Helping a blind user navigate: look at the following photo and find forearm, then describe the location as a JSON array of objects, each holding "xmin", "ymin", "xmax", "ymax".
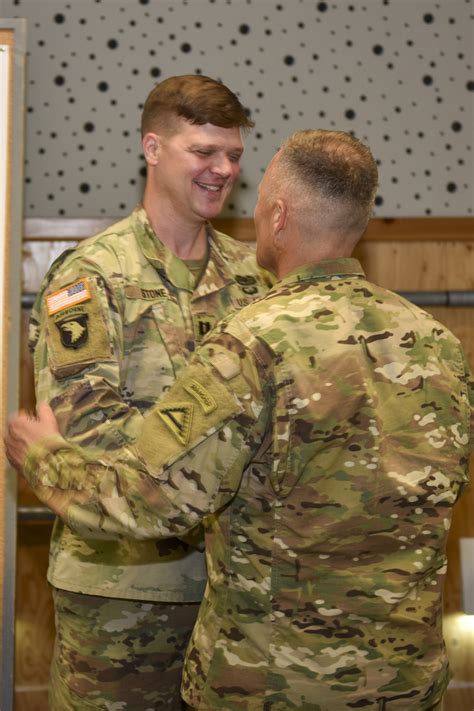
[
  {"xmin": 44, "ymin": 374, "xmax": 145, "ymax": 450},
  {"xmin": 22, "ymin": 334, "xmax": 271, "ymax": 541},
  {"xmin": 23, "ymin": 436, "xmax": 198, "ymax": 539},
  {"xmin": 23, "ymin": 416, "xmax": 252, "ymax": 541},
  {"xmin": 26, "ymin": 374, "xmax": 148, "ymax": 538}
]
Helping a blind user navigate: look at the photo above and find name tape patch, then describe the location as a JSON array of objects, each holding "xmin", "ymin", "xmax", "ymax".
[{"xmin": 47, "ymin": 279, "xmax": 91, "ymax": 316}]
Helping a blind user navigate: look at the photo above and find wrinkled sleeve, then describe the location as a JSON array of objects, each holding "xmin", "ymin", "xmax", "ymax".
[{"xmin": 23, "ymin": 327, "xmax": 272, "ymax": 540}]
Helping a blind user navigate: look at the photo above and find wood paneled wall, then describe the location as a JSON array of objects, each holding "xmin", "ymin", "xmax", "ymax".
[{"xmin": 15, "ymin": 218, "xmax": 474, "ymax": 710}]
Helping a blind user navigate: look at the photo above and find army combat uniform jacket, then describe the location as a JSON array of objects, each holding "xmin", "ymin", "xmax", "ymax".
[
  {"xmin": 29, "ymin": 206, "xmax": 270, "ymax": 602},
  {"xmin": 25, "ymin": 258, "xmax": 473, "ymax": 709}
]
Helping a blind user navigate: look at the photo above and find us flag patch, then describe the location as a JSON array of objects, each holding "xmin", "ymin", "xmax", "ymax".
[{"xmin": 46, "ymin": 279, "xmax": 91, "ymax": 316}]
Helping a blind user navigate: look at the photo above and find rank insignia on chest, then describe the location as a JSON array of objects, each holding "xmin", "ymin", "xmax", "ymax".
[
  {"xmin": 197, "ymin": 319, "xmax": 212, "ymax": 337},
  {"xmin": 55, "ymin": 314, "xmax": 89, "ymax": 349},
  {"xmin": 194, "ymin": 313, "xmax": 217, "ymax": 342}
]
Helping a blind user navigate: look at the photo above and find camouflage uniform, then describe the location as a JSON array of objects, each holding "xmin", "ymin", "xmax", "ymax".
[
  {"xmin": 25, "ymin": 258, "xmax": 473, "ymax": 710},
  {"xmin": 29, "ymin": 206, "xmax": 271, "ymax": 709}
]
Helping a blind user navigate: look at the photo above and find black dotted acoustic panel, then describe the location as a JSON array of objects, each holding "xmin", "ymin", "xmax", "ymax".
[{"xmin": 3, "ymin": 0, "xmax": 473, "ymax": 217}]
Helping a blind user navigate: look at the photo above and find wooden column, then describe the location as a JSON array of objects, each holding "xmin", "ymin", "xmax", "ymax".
[{"xmin": 0, "ymin": 19, "xmax": 26, "ymax": 711}]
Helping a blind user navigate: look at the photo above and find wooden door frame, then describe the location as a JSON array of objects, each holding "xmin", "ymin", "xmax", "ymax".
[{"xmin": 0, "ymin": 18, "xmax": 26, "ymax": 711}]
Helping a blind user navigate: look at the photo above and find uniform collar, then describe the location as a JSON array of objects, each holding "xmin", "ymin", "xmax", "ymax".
[
  {"xmin": 280, "ymin": 257, "xmax": 366, "ymax": 287},
  {"xmin": 132, "ymin": 206, "xmax": 233, "ymax": 295}
]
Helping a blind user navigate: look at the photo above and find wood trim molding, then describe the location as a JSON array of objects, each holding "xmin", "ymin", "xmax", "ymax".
[
  {"xmin": 363, "ymin": 217, "xmax": 474, "ymax": 242},
  {"xmin": 24, "ymin": 217, "xmax": 117, "ymax": 240},
  {"xmin": 216, "ymin": 217, "xmax": 474, "ymax": 242},
  {"xmin": 1, "ymin": 19, "xmax": 27, "ymax": 711},
  {"xmin": 23, "ymin": 216, "xmax": 474, "ymax": 243}
]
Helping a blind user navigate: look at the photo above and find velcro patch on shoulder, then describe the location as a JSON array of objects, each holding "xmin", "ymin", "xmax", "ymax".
[
  {"xmin": 46, "ymin": 279, "xmax": 91, "ymax": 316},
  {"xmin": 137, "ymin": 362, "xmax": 244, "ymax": 471},
  {"xmin": 46, "ymin": 278, "xmax": 113, "ymax": 377}
]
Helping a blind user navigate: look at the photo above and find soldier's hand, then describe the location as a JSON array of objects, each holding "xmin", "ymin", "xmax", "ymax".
[{"xmin": 4, "ymin": 402, "xmax": 59, "ymax": 473}]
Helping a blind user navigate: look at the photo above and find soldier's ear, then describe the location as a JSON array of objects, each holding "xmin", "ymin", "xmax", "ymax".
[
  {"xmin": 273, "ymin": 199, "xmax": 288, "ymax": 235},
  {"xmin": 142, "ymin": 133, "xmax": 161, "ymax": 165}
]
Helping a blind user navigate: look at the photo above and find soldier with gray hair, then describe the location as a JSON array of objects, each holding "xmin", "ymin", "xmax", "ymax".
[{"xmin": 7, "ymin": 129, "xmax": 473, "ymax": 710}]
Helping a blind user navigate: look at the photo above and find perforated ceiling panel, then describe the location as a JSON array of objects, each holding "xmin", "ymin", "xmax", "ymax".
[{"xmin": 3, "ymin": 0, "xmax": 473, "ymax": 217}]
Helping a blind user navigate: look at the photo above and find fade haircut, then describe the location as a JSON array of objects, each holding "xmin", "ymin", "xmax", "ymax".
[
  {"xmin": 275, "ymin": 129, "xmax": 379, "ymax": 236},
  {"xmin": 141, "ymin": 75, "xmax": 254, "ymax": 136}
]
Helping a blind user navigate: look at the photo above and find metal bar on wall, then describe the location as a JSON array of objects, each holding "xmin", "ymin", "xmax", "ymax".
[
  {"xmin": 22, "ymin": 217, "xmax": 474, "ymax": 243},
  {"xmin": 397, "ymin": 291, "xmax": 474, "ymax": 307},
  {"xmin": 17, "ymin": 506, "xmax": 55, "ymax": 522}
]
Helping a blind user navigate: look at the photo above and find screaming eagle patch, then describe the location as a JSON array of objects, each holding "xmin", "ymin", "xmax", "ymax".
[
  {"xmin": 56, "ymin": 314, "xmax": 89, "ymax": 349},
  {"xmin": 45, "ymin": 277, "xmax": 113, "ymax": 377}
]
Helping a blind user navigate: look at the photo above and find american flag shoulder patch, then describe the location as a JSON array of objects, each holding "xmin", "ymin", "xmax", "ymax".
[{"xmin": 46, "ymin": 279, "xmax": 91, "ymax": 316}]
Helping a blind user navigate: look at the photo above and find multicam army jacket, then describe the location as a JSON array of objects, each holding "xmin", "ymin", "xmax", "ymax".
[
  {"xmin": 28, "ymin": 206, "xmax": 271, "ymax": 601},
  {"xmin": 24, "ymin": 258, "xmax": 473, "ymax": 709}
]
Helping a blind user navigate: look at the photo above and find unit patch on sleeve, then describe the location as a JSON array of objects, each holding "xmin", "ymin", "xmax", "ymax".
[
  {"xmin": 45, "ymin": 277, "xmax": 113, "ymax": 376},
  {"xmin": 157, "ymin": 403, "xmax": 194, "ymax": 446},
  {"xmin": 55, "ymin": 314, "xmax": 89, "ymax": 349},
  {"xmin": 137, "ymin": 362, "xmax": 245, "ymax": 469}
]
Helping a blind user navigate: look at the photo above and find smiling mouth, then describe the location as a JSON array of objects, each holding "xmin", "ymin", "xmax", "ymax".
[{"xmin": 194, "ymin": 181, "xmax": 224, "ymax": 193}]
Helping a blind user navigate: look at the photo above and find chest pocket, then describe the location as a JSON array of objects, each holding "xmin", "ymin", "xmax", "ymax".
[{"xmin": 122, "ymin": 285, "xmax": 188, "ymax": 409}]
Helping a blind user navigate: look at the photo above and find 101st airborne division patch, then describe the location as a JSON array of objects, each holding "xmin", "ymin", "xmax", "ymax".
[{"xmin": 45, "ymin": 277, "xmax": 113, "ymax": 375}]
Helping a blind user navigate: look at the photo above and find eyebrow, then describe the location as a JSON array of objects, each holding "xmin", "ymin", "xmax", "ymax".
[{"xmin": 188, "ymin": 143, "xmax": 243, "ymax": 154}]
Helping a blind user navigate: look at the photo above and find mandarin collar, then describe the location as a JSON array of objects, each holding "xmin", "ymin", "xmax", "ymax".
[{"xmin": 279, "ymin": 257, "xmax": 366, "ymax": 287}]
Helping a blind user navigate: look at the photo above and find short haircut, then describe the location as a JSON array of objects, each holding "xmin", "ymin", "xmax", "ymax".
[
  {"xmin": 141, "ymin": 75, "xmax": 254, "ymax": 136},
  {"xmin": 276, "ymin": 129, "xmax": 379, "ymax": 236}
]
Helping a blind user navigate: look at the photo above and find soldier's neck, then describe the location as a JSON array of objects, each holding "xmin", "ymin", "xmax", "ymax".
[{"xmin": 143, "ymin": 198, "xmax": 208, "ymax": 260}]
